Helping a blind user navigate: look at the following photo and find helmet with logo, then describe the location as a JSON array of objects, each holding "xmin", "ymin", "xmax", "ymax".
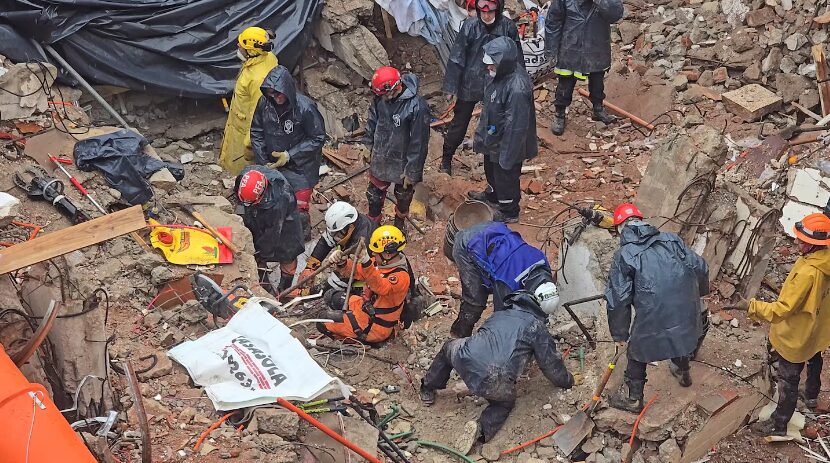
[
  {"xmin": 326, "ymin": 202, "xmax": 359, "ymax": 235},
  {"xmin": 369, "ymin": 225, "xmax": 407, "ymax": 253},
  {"xmin": 534, "ymin": 282, "xmax": 560, "ymax": 315},
  {"xmin": 794, "ymin": 213, "xmax": 830, "ymax": 246},
  {"xmin": 613, "ymin": 203, "xmax": 643, "ymax": 226},
  {"xmin": 237, "ymin": 169, "xmax": 268, "ymax": 206},
  {"xmin": 371, "ymin": 66, "xmax": 402, "ymax": 96},
  {"xmin": 238, "ymin": 27, "xmax": 273, "ymax": 55}
]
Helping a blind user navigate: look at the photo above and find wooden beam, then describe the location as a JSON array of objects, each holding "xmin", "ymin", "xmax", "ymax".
[
  {"xmin": 812, "ymin": 44, "xmax": 830, "ymax": 116},
  {"xmin": 576, "ymin": 88, "xmax": 656, "ymax": 130},
  {"xmin": 0, "ymin": 205, "xmax": 146, "ymax": 275},
  {"xmin": 381, "ymin": 10, "xmax": 394, "ymax": 39}
]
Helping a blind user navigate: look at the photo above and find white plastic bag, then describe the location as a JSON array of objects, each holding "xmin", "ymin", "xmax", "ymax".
[{"xmin": 169, "ymin": 298, "xmax": 348, "ymax": 411}]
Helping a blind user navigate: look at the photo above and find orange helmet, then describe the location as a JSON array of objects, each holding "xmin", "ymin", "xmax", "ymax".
[
  {"xmin": 370, "ymin": 66, "xmax": 402, "ymax": 96},
  {"xmin": 237, "ymin": 170, "xmax": 268, "ymax": 206},
  {"xmin": 613, "ymin": 203, "xmax": 643, "ymax": 226},
  {"xmin": 793, "ymin": 213, "xmax": 830, "ymax": 245}
]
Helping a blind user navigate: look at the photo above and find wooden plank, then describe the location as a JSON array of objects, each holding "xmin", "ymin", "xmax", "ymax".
[
  {"xmin": 381, "ymin": 10, "xmax": 394, "ymax": 39},
  {"xmin": 0, "ymin": 205, "xmax": 146, "ymax": 274},
  {"xmin": 792, "ymin": 102, "xmax": 823, "ymax": 122},
  {"xmin": 812, "ymin": 44, "xmax": 830, "ymax": 116}
]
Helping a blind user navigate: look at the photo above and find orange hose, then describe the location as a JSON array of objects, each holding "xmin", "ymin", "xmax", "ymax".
[
  {"xmin": 277, "ymin": 398, "xmax": 383, "ymax": 463},
  {"xmin": 501, "ymin": 425, "xmax": 563, "ymax": 455},
  {"xmin": 628, "ymin": 395, "xmax": 657, "ymax": 446},
  {"xmin": 193, "ymin": 411, "xmax": 238, "ymax": 451}
]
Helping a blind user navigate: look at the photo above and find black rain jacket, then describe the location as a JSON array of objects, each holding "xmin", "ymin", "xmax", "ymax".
[
  {"xmin": 604, "ymin": 220, "xmax": 710, "ymax": 363},
  {"xmin": 309, "ymin": 213, "xmax": 376, "ymax": 264},
  {"xmin": 545, "ymin": 0, "xmax": 624, "ymax": 73},
  {"xmin": 364, "ymin": 73, "xmax": 430, "ymax": 183},
  {"xmin": 251, "ymin": 66, "xmax": 326, "ymax": 191},
  {"xmin": 474, "ymin": 37, "xmax": 538, "ymax": 169}
]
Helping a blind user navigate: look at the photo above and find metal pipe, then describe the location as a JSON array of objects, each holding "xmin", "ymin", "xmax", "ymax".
[
  {"xmin": 124, "ymin": 360, "xmax": 152, "ymax": 463},
  {"xmin": 13, "ymin": 300, "xmax": 59, "ymax": 366},
  {"xmin": 35, "ymin": 42, "xmax": 131, "ymax": 129}
]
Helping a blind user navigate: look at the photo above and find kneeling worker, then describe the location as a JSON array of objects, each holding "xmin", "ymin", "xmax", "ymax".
[
  {"xmin": 316, "ymin": 225, "xmax": 411, "ymax": 343},
  {"xmin": 420, "ymin": 290, "xmax": 574, "ymax": 444},
  {"xmin": 448, "ymin": 220, "xmax": 559, "ymax": 338}
]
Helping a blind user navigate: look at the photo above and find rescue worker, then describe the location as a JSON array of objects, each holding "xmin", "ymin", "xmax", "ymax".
[
  {"xmin": 316, "ymin": 225, "xmax": 411, "ymax": 344},
  {"xmin": 218, "ymin": 27, "xmax": 278, "ymax": 175},
  {"xmin": 419, "ymin": 290, "xmax": 574, "ymax": 444},
  {"xmin": 469, "ymin": 37, "xmax": 537, "ymax": 223},
  {"xmin": 298, "ymin": 201, "xmax": 376, "ymax": 300},
  {"xmin": 251, "ymin": 65, "xmax": 326, "ymax": 240},
  {"xmin": 604, "ymin": 203, "xmax": 710, "ymax": 413},
  {"xmin": 447, "ymin": 220, "xmax": 559, "ymax": 338},
  {"xmin": 545, "ymin": 0, "xmax": 624, "ymax": 135},
  {"xmin": 730, "ymin": 213, "xmax": 830, "ymax": 437},
  {"xmin": 363, "ymin": 66, "xmax": 430, "ymax": 230},
  {"xmin": 440, "ymin": 0, "xmax": 522, "ymax": 175},
  {"xmin": 235, "ymin": 165, "xmax": 305, "ymax": 296}
]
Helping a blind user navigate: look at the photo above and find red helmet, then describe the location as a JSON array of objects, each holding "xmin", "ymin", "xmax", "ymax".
[
  {"xmin": 613, "ymin": 203, "xmax": 643, "ymax": 226},
  {"xmin": 237, "ymin": 170, "xmax": 268, "ymax": 206},
  {"xmin": 371, "ymin": 66, "xmax": 402, "ymax": 96}
]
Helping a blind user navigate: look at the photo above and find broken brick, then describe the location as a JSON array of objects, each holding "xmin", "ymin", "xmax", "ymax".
[
  {"xmin": 722, "ymin": 84, "xmax": 783, "ymax": 122},
  {"xmin": 712, "ymin": 67, "xmax": 728, "ymax": 84},
  {"xmin": 718, "ymin": 311, "xmax": 734, "ymax": 322},
  {"xmin": 745, "ymin": 7, "xmax": 776, "ymax": 27},
  {"xmin": 520, "ymin": 177, "xmax": 532, "ymax": 193},
  {"xmin": 583, "ymin": 169, "xmax": 596, "ymax": 179},
  {"xmin": 332, "ymin": 185, "xmax": 352, "ymax": 201},
  {"xmin": 681, "ymin": 70, "xmax": 700, "ymax": 82},
  {"xmin": 527, "ymin": 179, "xmax": 543, "ymax": 195}
]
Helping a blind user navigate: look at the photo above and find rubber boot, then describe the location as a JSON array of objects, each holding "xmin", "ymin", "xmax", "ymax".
[
  {"xmin": 592, "ymin": 105, "xmax": 618, "ymax": 124},
  {"xmin": 669, "ymin": 363, "xmax": 692, "ymax": 387},
  {"xmin": 440, "ymin": 155, "xmax": 453, "ymax": 176},
  {"xmin": 750, "ymin": 420, "xmax": 788, "ymax": 438},
  {"xmin": 419, "ymin": 380, "xmax": 436, "ymax": 405},
  {"xmin": 551, "ymin": 110, "xmax": 566, "ymax": 135},
  {"xmin": 275, "ymin": 272, "xmax": 294, "ymax": 299},
  {"xmin": 607, "ymin": 378, "xmax": 645, "ymax": 413},
  {"xmin": 493, "ymin": 209, "xmax": 519, "ymax": 224},
  {"xmin": 450, "ymin": 303, "xmax": 484, "ymax": 338},
  {"xmin": 299, "ymin": 210, "xmax": 311, "ymax": 242},
  {"xmin": 467, "ymin": 189, "xmax": 497, "ymax": 206}
]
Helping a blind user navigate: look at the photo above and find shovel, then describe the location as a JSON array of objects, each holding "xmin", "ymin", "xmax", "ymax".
[
  {"xmin": 778, "ymin": 124, "xmax": 828, "ymax": 140},
  {"xmin": 552, "ymin": 348, "xmax": 624, "ymax": 456}
]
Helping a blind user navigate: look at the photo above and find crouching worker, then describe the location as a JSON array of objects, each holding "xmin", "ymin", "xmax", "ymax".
[
  {"xmin": 420, "ymin": 290, "xmax": 573, "ymax": 444},
  {"xmin": 448, "ymin": 220, "xmax": 558, "ymax": 338},
  {"xmin": 297, "ymin": 201, "xmax": 376, "ymax": 299},
  {"xmin": 235, "ymin": 166, "xmax": 305, "ymax": 296},
  {"xmin": 316, "ymin": 225, "xmax": 411, "ymax": 343},
  {"xmin": 731, "ymin": 213, "xmax": 830, "ymax": 438}
]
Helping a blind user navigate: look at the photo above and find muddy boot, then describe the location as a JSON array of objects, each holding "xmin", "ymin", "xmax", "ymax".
[
  {"xmin": 800, "ymin": 388, "xmax": 818, "ymax": 409},
  {"xmin": 493, "ymin": 209, "xmax": 519, "ymax": 224},
  {"xmin": 669, "ymin": 363, "xmax": 692, "ymax": 387},
  {"xmin": 592, "ymin": 105, "xmax": 618, "ymax": 124},
  {"xmin": 420, "ymin": 383, "xmax": 436, "ymax": 405},
  {"xmin": 440, "ymin": 155, "xmax": 453, "ymax": 176},
  {"xmin": 299, "ymin": 210, "xmax": 311, "ymax": 242},
  {"xmin": 467, "ymin": 189, "xmax": 495, "ymax": 203},
  {"xmin": 454, "ymin": 420, "xmax": 481, "ymax": 456},
  {"xmin": 608, "ymin": 379, "xmax": 645, "ymax": 413},
  {"xmin": 551, "ymin": 110, "xmax": 566, "ymax": 135},
  {"xmin": 750, "ymin": 420, "xmax": 788, "ymax": 438}
]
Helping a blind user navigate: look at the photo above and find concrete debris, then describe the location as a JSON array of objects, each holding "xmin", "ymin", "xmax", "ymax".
[
  {"xmin": 315, "ymin": 0, "xmax": 389, "ymax": 80},
  {"xmin": 0, "ymin": 192, "xmax": 21, "ymax": 227},
  {"xmin": 148, "ymin": 168, "xmax": 178, "ymax": 191},
  {"xmin": 253, "ymin": 408, "xmax": 300, "ymax": 439},
  {"xmin": 658, "ymin": 438, "xmax": 682, "ymax": 463},
  {"xmin": 721, "ymin": 84, "xmax": 783, "ymax": 121},
  {"xmin": 0, "ymin": 59, "xmax": 58, "ymax": 121}
]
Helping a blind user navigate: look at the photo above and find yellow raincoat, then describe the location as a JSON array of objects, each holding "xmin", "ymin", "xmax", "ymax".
[
  {"xmin": 748, "ymin": 248, "xmax": 830, "ymax": 363},
  {"xmin": 219, "ymin": 52, "xmax": 278, "ymax": 175}
]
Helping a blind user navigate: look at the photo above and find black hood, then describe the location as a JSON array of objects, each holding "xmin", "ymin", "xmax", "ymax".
[
  {"xmin": 619, "ymin": 219, "xmax": 661, "ymax": 246},
  {"xmin": 260, "ymin": 65, "xmax": 297, "ymax": 107},
  {"xmin": 398, "ymin": 72, "xmax": 420, "ymax": 100},
  {"xmin": 475, "ymin": 0, "xmax": 505, "ymax": 26},
  {"xmin": 483, "ymin": 36, "xmax": 519, "ymax": 77},
  {"xmin": 503, "ymin": 291, "xmax": 547, "ymax": 319}
]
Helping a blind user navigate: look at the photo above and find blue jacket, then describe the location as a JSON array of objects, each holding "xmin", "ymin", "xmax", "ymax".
[{"xmin": 466, "ymin": 222, "xmax": 551, "ymax": 290}]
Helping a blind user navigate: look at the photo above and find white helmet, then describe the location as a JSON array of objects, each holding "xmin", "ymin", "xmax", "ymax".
[
  {"xmin": 534, "ymin": 282, "xmax": 560, "ymax": 315},
  {"xmin": 325, "ymin": 201, "xmax": 359, "ymax": 234}
]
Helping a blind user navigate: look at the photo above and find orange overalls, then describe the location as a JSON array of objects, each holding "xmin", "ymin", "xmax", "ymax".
[{"xmin": 320, "ymin": 257, "xmax": 410, "ymax": 343}]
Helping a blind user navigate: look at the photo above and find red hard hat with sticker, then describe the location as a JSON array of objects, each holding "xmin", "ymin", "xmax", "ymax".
[
  {"xmin": 371, "ymin": 66, "xmax": 402, "ymax": 96},
  {"xmin": 237, "ymin": 170, "xmax": 268, "ymax": 206},
  {"xmin": 613, "ymin": 203, "xmax": 643, "ymax": 226}
]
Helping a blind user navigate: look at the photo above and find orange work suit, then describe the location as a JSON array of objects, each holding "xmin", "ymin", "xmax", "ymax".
[{"xmin": 320, "ymin": 257, "xmax": 410, "ymax": 343}]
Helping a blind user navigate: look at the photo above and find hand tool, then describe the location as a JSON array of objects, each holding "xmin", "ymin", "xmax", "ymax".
[
  {"xmin": 560, "ymin": 294, "xmax": 604, "ymax": 349},
  {"xmin": 182, "ymin": 204, "xmax": 241, "ymax": 254},
  {"xmin": 190, "ymin": 272, "xmax": 253, "ymax": 319},
  {"xmin": 50, "ymin": 155, "xmax": 106, "ymax": 214},
  {"xmin": 14, "ymin": 165, "xmax": 91, "ymax": 224},
  {"xmin": 341, "ymin": 237, "xmax": 366, "ymax": 312}
]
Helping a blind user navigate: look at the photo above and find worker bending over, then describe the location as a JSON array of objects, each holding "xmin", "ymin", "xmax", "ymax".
[
  {"xmin": 440, "ymin": 0, "xmax": 522, "ymax": 175},
  {"xmin": 251, "ymin": 65, "xmax": 326, "ymax": 239},
  {"xmin": 605, "ymin": 203, "xmax": 710, "ymax": 413},
  {"xmin": 298, "ymin": 201, "xmax": 376, "ymax": 302},
  {"xmin": 316, "ymin": 225, "xmax": 411, "ymax": 343},
  {"xmin": 420, "ymin": 290, "xmax": 573, "ymax": 444},
  {"xmin": 545, "ymin": 0, "xmax": 624, "ymax": 135},
  {"xmin": 447, "ymin": 220, "xmax": 559, "ymax": 338},
  {"xmin": 235, "ymin": 166, "xmax": 305, "ymax": 296},
  {"xmin": 219, "ymin": 27, "xmax": 278, "ymax": 175},
  {"xmin": 362, "ymin": 66, "xmax": 430, "ymax": 230},
  {"xmin": 732, "ymin": 213, "xmax": 830, "ymax": 438},
  {"xmin": 469, "ymin": 37, "xmax": 537, "ymax": 223}
]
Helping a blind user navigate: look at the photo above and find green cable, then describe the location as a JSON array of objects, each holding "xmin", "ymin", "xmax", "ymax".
[{"xmin": 414, "ymin": 440, "xmax": 476, "ymax": 463}]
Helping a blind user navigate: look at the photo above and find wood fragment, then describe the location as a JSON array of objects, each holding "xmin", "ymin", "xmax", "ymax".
[
  {"xmin": 576, "ymin": 88, "xmax": 655, "ymax": 130},
  {"xmin": 812, "ymin": 44, "xmax": 830, "ymax": 116},
  {"xmin": 0, "ymin": 205, "xmax": 146, "ymax": 274},
  {"xmin": 792, "ymin": 102, "xmax": 822, "ymax": 122}
]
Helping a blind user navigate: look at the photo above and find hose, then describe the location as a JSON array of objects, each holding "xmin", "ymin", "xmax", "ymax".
[{"xmin": 414, "ymin": 440, "xmax": 476, "ymax": 463}]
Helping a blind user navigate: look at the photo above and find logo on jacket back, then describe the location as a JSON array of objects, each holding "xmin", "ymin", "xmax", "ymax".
[
  {"xmin": 284, "ymin": 119, "xmax": 294, "ymax": 134},
  {"xmin": 392, "ymin": 114, "xmax": 401, "ymax": 127}
]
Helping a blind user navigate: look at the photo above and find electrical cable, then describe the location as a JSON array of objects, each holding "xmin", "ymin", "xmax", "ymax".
[{"xmin": 414, "ymin": 440, "xmax": 476, "ymax": 463}]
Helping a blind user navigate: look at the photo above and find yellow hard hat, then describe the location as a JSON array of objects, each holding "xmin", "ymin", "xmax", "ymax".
[
  {"xmin": 238, "ymin": 27, "xmax": 271, "ymax": 54},
  {"xmin": 369, "ymin": 225, "xmax": 406, "ymax": 253}
]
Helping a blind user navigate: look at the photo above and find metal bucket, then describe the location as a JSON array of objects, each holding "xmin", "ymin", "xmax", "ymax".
[{"xmin": 444, "ymin": 201, "xmax": 493, "ymax": 260}]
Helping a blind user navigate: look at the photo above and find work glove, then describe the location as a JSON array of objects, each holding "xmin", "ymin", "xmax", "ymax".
[
  {"xmin": 724, "ymin": 297, "xmax": 750, "ymax": 311},
  {"xmin": 360, "ymin": 145, "xmax": 372, "ymax": 164},
  {"xmin": 445, "ymin": 93, "xmax": 457, "ymax": 106},
  {"xmin": 269, "ymin": 150, "xmax": 290, "ymax": 168},
  {"xmin": 572, "ymin": 373, "xmax": 584, "ymax": 386},
  {"xmin": 401, "ymin": 174, "xmax": 415, "ymax": 190},
  {"xmin": 325, "ymin": 248, "xmax": 346, "ymax": 267},
  {"xmin": 357, "ymin": 245, "xmax": 371, "ymax": 265}
]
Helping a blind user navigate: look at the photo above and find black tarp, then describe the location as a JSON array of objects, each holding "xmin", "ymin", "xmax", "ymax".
[{"xmin": 0, "ymin": 0, "xmax": 323, "ymax": 97}]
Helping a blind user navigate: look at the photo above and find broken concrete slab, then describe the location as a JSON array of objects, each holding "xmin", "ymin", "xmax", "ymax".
[
  {"xmin": 721, "ymin": 84, "xmax": 783, "ymax": 121},
  {"xmin": 0, "ymin": 61, "xmax": 57, "ymax": 121},
  {"xmin": 780, "ymin": 200, "xmax": 823, "ymax": 239},
  {"xmin": 149, "ymin": 168, "xmax": 178, "ymax": 191},
  {"xmin": 316, "ymin": 24, "xmax": 389, "ymax": 80},
  {"xmin": 786, "ymin": 167, "xmax": 830, "ymax": 208},
  {"xmin": 164, "ymin": 114, "xmax": 226, "ymax": 140},
  {"xmin": 681, "ymin": 392, "xmax": 765, "ymax": 462},
  {"xmin": 254, "ymin": 408, "xmax": 300, "ymax": 439},
  {"xmin": 0, "ymin": 192, "xmax": 21, "ymax": 227}
]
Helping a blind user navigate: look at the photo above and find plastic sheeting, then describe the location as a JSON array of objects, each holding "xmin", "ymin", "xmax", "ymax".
[{"xmin": 0, "ymin": 0, "xmax": 322, "ymax": 97}]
